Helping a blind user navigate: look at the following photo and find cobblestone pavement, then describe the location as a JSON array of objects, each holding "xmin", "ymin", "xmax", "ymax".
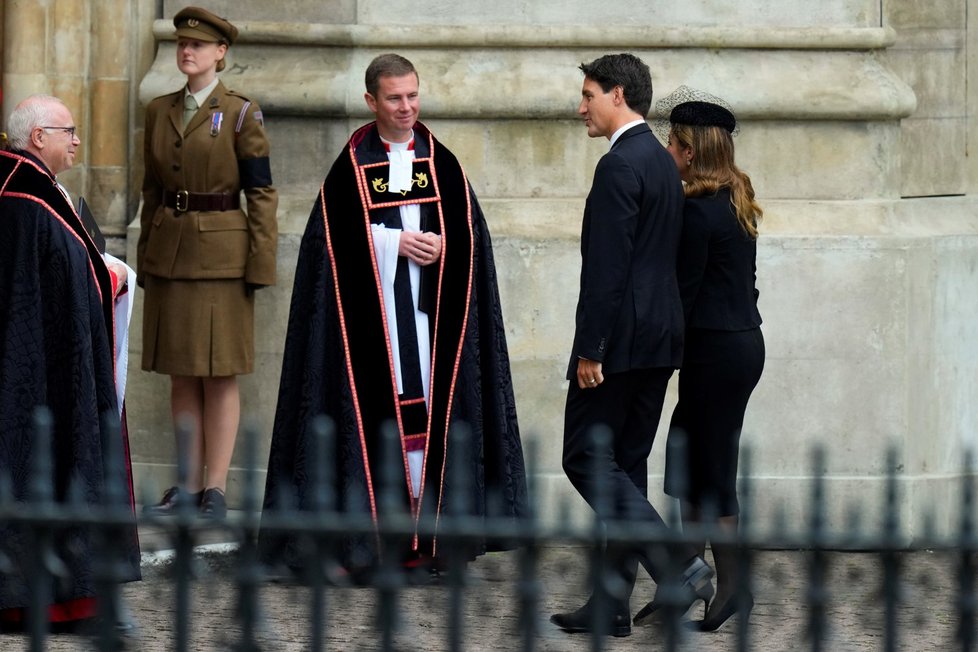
[{"xmin": 3, "ymin": 533, "xmax": 970, "ymax": 651}]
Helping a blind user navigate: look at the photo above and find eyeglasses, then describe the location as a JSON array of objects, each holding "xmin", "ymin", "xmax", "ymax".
[{"xmin": 40, "ymin": 126, "xmax": 78, "ymax": 137}]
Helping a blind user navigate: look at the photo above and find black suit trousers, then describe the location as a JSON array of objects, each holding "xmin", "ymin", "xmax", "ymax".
[{"xmin": 562, "ymin": 367, "xmax": 696, "ymax": 599}]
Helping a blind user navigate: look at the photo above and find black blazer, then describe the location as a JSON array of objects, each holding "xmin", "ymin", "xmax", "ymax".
[
  {"xmin": 678, "ymin": 188, "xmax": 762, "ymax": 331},
  {"xmin": 567, "ymin": 123, "xmax": 685, "ymax": 379}
]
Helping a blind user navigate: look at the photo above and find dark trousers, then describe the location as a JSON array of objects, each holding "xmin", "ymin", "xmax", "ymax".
[{"xmin": 562, "ymin": 367, "xmax": 696, "ymax": 605}]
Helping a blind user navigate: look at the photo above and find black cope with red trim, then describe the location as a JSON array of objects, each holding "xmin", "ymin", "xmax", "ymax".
[
  {"xmin": 321, "ymin": 122, "xmax": 474, "ymax": 549},
  {"xmin": 257, "ymin": 121, "xmax": 528, "ymax": 570}
]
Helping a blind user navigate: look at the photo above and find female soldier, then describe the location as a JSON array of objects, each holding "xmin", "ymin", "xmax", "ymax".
[{"xmin": 138, "ymin": 6, "xmax": 277, "ymax": 519}]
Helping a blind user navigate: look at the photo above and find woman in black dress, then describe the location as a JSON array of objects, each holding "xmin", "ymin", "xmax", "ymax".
[{"xmin": 659, "ymin": 87, "xmax": 765, "ymax": 631}]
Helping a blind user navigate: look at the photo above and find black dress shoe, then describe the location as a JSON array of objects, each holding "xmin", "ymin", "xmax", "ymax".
[
  {"xmin": 142, "ymin": 486, "xmax": 203, "ymax": 515},
  {"xmin": 550, "ymin": 603, "xmax": 631, "ymax": 637},
  {"xmin": 199, "ymin": 488, "xmax": 227, "ymax": 520}
]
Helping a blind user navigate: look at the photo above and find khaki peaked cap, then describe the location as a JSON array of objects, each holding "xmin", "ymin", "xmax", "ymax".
[{"xmin": 173, "ymin": 6, "xmax": 238, "ymax": 45}]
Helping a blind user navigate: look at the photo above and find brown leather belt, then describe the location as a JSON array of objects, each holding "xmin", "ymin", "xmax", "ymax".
[{"xmin": 162, "ymin": 190, "xmax": 240, "ymax": 213}]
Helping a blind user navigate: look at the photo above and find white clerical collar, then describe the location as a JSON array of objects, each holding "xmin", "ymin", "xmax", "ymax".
[
  {"xmin": 381, "ymin": 131, "xmax": 416, "ymax": 193},
  {"xmin": 185, "ymin": 77, "xmax": 220, "ymax": 108},
  {"xmin": 610, "ymin": 119, "xmax": 647, "ymax": 148},
  {"xmin": 380, "ymin": 131, "xmax": 415, "ymax": 152}
]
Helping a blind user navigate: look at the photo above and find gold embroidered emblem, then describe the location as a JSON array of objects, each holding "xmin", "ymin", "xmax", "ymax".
[
  {"xmin": 187, "ymin": 18, "xmax": 199, "ymax": 27},
  {"xmin": 371, "ymin": 172, "xmax": 430, "ymax": 196}
]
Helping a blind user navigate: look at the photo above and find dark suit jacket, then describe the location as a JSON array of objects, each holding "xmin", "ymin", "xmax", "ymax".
[
  {"xmin": 678, "ymin": 188, "xmax": 762, "ymax": 331},
  {"xmin": 567, "ymin": 123, "xmax": 685, "ymax": 379}
]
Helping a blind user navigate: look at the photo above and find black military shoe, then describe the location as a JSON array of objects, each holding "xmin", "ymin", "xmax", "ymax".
[
  {"xmin": 199, "ymin": 488, "xmax": 228, "ymax": 520},
  {"xmin": 142, "ymin": 486, "xmax": 203, "ymax": 515}
]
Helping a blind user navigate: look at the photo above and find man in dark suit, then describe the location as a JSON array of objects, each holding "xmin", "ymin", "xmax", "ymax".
[{"xmin": 550, "ymin": 54, "xmax": 714, "ymax": 637}]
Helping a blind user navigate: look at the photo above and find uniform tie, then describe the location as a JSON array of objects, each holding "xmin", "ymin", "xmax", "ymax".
[{"xmin": 183, "ymin": 94, "xmax": 198, "ymax": 129}]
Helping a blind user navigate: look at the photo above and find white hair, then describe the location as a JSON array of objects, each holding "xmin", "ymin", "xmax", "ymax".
[{"xmin": 5, "ymin": 95, "xmax": 65, "ymax": 151}]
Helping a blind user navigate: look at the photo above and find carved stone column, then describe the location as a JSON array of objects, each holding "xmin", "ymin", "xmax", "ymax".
[
  {"xmin": 88, "ymin": 0, "xmax": 133, "ymax": 240},
  {"xmin": 2, "ymin": 0, "xmax": 49, "ymax": 125},
  {"xmin": 1, "ymin": 0, "xmax": 139, "ymax": 251}
]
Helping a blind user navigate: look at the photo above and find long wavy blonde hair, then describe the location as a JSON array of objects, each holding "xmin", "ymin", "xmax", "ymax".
[{"xmin": 671, "ymin": 123, "xmax": 762, "ymax": 239}]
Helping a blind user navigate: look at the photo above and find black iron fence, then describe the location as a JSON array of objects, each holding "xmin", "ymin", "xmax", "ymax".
[{"xmin": 0, "ymin": 409, "xmax": 976, "ymax": 651}]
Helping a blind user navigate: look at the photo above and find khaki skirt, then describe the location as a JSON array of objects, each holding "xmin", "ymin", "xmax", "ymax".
[{"xmin": 141, "ymin": 276, "xmax": 255, "ymax": 377}]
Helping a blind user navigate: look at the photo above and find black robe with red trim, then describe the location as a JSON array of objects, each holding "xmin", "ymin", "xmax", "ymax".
[
  {"xmin": 258, "ymin": 123, "xmax": 528, "ymax": 569},
  {"xmin": 0, "ymin": 150, "xmax": 140, "ymax": 623}
]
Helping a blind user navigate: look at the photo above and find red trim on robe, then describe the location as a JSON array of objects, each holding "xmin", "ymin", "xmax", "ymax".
[{"xmin": 0, "ymin": 596, "xmax": 98, "ymax": 625}]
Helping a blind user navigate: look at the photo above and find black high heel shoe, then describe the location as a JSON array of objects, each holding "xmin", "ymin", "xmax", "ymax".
[
  {"xmin": 633, "ymin": 585, "xmax": 712, "ymax": 625},
  {"xmin": 633, "ymin": 557, "xmax": 715, "ymax": 626},
  {"xmin": 687, "ymin": 592, "xmax": 754, "ymax": 632}
]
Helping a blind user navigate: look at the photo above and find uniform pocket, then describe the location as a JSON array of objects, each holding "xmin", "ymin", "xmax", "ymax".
[
  {"xmin": 142, "ymin": 208, "xmax": 178, "ymax": 274},
  {"xmin": 198, "ymin": 211, "xmax": 249, "ymax": 271}
]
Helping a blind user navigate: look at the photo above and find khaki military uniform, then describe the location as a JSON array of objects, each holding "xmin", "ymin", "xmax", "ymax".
[{"xmin": 138, "ymin": 80, "xmax": 278, "ymax": 376}]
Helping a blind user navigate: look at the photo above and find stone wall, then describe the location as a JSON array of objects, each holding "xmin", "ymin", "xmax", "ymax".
[
  {"xmin": 1, "ymin": 0, "xmax": 157, "ymax": 252},
  {"xmin": 3, "ymin": 0, "xmax": 976, "ymax": 541},
  {"xmin": 884, "ymin": 0, "xmax": 967, "ymax": 197}
]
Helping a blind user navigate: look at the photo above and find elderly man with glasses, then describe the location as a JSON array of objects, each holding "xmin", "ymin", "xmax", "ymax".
[{"xmin": 0, "ymin": 94, "xmax": 140, "ymax": 632}]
